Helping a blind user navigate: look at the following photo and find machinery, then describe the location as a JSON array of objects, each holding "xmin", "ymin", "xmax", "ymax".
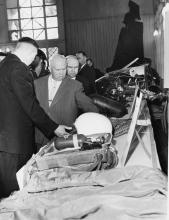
[
  {"xmin": 36, "ymin": 113, "xmax": 119, "ymax": 171},
  {"xmin": 54, "ymin": 112, "xmax": 114, "ymax": 150}
]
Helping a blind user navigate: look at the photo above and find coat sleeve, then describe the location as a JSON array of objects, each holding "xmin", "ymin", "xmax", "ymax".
[
  {"xmin": 10, "ymin": 64, "xmax": 58, "ymax": 139},
  {"xmin": 75, "ymin": 82, "xmax": 99, "ymax": 113}
]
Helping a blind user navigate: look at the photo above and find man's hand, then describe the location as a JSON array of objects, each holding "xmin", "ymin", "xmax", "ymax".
[{"xmin": 54, "ymin": 125, "xmax": 72, "ymax": 137}]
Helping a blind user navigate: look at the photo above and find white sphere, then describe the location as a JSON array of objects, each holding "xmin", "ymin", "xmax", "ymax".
[{"xmin": 74, "ymin": 112, "xmax": 112, "ymax": 136}]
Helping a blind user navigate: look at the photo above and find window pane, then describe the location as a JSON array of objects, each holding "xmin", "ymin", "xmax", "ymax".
[
  {"xmin": 44, "ymin": 0, "xmax": 56, "ymax": 5},
  {"xmin": 32, "ymin": 7, "xmax": 44, "ymax": 18},
  {"xmin": 21, "ymin": 30, "xmax": 33, "ymax": 38},
  {"xmin": 21, "ymin": 19, "xmax": 32, "ymax": 30},
  {"xmin": 9, "ymin": 31, "xmax": 20, "ymax": 41},
  {"xmin": 20, "ymin": 8, "xmax": 31, "ymax": 18},
  {"xmin": 19, "ymin": 0, "xmax": 31, "ymax": 7},
  {"xmin": 48, "ymin": 47, "xmax": 59, "ymax": 58},
  {"xmin": 7, "ymin": 9, "xmax": 18, "ymax": 19},
  {"xmin": 6, "ymin": 0, "xmax": 18, "ymax": 8},
  {"xmin": 33, "ymin": 18, "xmax": 44, "ymax": 29},
  {"xmin": 31, "ymin": 0, "xmax": 43, "ymax": 6},
  {"xmin": 45, "ymin": 6, "xmax": 57, "ymax": 16},
  {"xmin": 47, "ymin": 28, "xmax": 58, "ymax": 39},
  {"xmin": 34, "ymin": 29, "xmax": 45, "ymax": 40},
  {"xmin": 8, "ymin": 20, "xmax": 19, "ymax": 30},
  {"xmin": 46, "ymin": 17, "xmax": 58, "ymax": 28}
]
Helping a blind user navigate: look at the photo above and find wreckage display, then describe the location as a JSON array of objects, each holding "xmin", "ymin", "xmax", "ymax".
[{"xmin": 0, "ymin": 63, "xmax": 167, "ymax": 220}]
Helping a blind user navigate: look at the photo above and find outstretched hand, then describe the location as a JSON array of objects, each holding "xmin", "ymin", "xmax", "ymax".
[{"xmin": 54, "ymin": 125, "xmax": 72, "ymax": 137}]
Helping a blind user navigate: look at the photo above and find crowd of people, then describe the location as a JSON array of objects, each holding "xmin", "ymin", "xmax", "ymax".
[
  {"xmin": 34, "ymin": 54, "xmax": 99, "ymax": 149},
  {"xmin": 0, "ymin": 36, "xmax": 166, "ymax": 200},
  {"xmin": 0, "ymin": 37, "xmax": 105, "ymax": 199}
]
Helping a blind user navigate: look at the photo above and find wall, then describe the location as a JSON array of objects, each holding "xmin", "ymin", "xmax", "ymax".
[
  {"xmin": 0, "ymin": 0, "xmax": 66, "ymax": 55},
  {"xmin": 154, "ymin": 3, "xmax": 169, "ymax": 87},
  {"xmin": 154, "ymin": 4, "xmax": 164, "ymax": 82},
  {"xmin": 0, "ymin": 0, "xmax": 156, "ymax": 71},
  {"xmin": 63, "ymin": 0, "xmax": 155, "ymax": 71},
  {"xmin": 0, "ymin": 0, "xmax": 9, "ymax": 44}
]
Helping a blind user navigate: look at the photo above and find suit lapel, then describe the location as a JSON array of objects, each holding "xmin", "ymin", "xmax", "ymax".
[
  {"xmin": 79, "ymin": 64, "xmax": 86, "ymax": 75},
  {"xmin": 42, "ymin": 75, "xmax": 50, "ymax": 110}
]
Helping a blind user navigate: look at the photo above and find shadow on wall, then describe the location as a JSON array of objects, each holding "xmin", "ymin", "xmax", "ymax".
[{"xmin": 106, "ymin": 0, "xmax": 144, "ymax": 72}]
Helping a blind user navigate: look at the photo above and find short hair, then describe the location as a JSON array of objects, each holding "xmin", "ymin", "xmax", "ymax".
[
  {"xmin": 66, "ymin": 55, "xmax": 78, "ymax": 62},
  {"xmin": 37, "ymin": 49, "xmax": 47, "ymax": 61},
  {"xmin": 50, "ymin": 54, "xmax": 66, "ymax": 69},
  {"xmin": 18, "ymin": 37, "xmax": 39, "ymax": 49},
  {"xmin": 30, "ymin": 49, "xmax": 47, "ymax": 70},
  {"xmin": 76, "ymin": 51, "xmax": 87, "ymax": 57},
  {"xmin": 86, "ymin": 58, "xmax": 93, "ymax": 63}
]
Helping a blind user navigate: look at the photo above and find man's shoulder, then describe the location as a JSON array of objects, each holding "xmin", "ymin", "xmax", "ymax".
[
  {"xmin": 34, "ymin": 75, "xmax": 49, "ymax": 87},
  {"xmin": 1, "ymin": 54, "xmax": 31, "ymax": 80},
  {"xmin": 83, "ymin": 64, "xmax": 95, "ymax": 74},
  {"xmin": 3, "ymin": 54, "xmax": 26, "ymax": 70},
  {"xmin": 65, "ymin": 77, "xmax": 82, "ymax": 88},
  {"xmin": 82, "ymin": 64, "xmax": 90, "ymax": 71},
  {"xmin": 35, "ymin": 75, "xmax": 49, "ymax": 83}
]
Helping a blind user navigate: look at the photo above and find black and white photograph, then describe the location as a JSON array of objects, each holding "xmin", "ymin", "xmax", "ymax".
[{"xmin": 0, "ymin": 0, "xmax": 168, "ymax": 219}]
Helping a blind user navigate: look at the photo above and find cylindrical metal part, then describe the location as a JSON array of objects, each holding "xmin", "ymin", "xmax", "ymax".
[{"xmin": 54, "ymin": 134, "xmax": 87, "ymax": 150}]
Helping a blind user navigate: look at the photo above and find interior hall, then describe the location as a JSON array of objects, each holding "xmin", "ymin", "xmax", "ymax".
[{"xmin": 0, "ymin": 0, "xmax": 168, "ymax": 219}]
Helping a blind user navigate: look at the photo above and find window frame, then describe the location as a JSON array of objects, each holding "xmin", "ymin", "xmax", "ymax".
[{"xmin": 5, "ymin": 0, "xmax": 65, "ymax": 59}]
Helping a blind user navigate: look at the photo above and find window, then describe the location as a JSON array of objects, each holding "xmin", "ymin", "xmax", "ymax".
[
  {"xmin": 6, "ymin": 0, "xmax": 64, "ymax": 59},
  {"xmin": 7, "ymin": 0, "xmax": 58, "ymax": 41},
  {"xmin": 41, "ymin": 47, "xmax": 59, "ymax": 59}
]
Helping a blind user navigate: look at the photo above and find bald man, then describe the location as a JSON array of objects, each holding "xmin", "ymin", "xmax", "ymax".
[
  {"xmin": 0, "ymin": 37, "xmax": 69, "ymax": 198},
  {"xmin": 66, "ymin": 55, "xmax": 79, "ymax": 79},
  {"xmin": 34, "ymin": 54, "xmax": 99, "ymax": 147}
]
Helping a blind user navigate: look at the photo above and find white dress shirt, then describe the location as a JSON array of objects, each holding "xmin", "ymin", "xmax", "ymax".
[{"xmin": 48, "ymin": 75, "xmax": 62, "ymax": 106}]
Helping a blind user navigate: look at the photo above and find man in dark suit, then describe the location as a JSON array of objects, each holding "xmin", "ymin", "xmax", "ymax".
[
  {"xmin": 86, "ymin": 58, "xmax": 105, "ymax": 80},
  {"xmin": 34, "ymin": 54, "xmax": 99, "ymax": 147},
  {"xmin": 0, "ymin": 37, "xmax": 69, "ymax": 198},
  {"xmin": 76, "ymin": 51, "xmax": 96, "ymax": 95}
]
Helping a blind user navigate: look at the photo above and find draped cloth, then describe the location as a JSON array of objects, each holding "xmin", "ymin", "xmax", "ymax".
[{"xmin": 0, "ymin": 166, "xmax": 167, "ymax": 220}]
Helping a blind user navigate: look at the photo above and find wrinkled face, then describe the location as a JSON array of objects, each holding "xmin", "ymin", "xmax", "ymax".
[
  {"xmin": 51, "ymin": 59, "xmax": 66, "ymax": 81},
  {"xmin": 67, "ymin": 58, "xmax": 79, "ymax": 78},
  {"xmin": 76, "ymin": 53, "xmax": 86, "ymax": 66}
]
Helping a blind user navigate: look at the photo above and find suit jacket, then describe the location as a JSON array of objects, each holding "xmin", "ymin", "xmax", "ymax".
[
  {"xmin": 76, "ymin": 64, "xmax": 96, "ymax": 95},
  {"xmin": 0, "ymin": 54, "xmax": 58, "ymax": 154},
  {"xmin": 34, "ymin": 75, "xmax": 99, "ymax": 146}
]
